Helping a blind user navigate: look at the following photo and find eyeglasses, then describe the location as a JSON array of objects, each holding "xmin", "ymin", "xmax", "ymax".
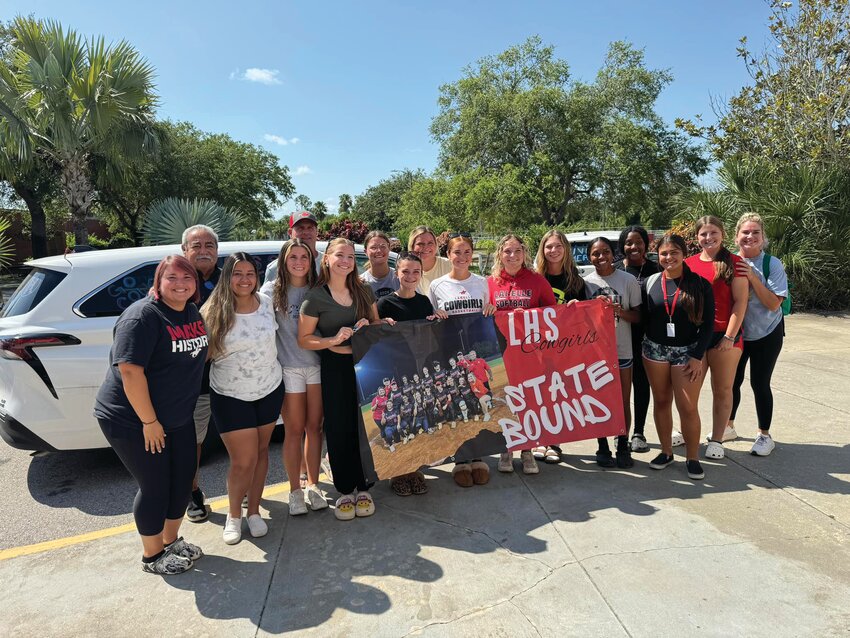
[{"xmin": 448, "ymin": 232, "xmax": 472, "ymax": 239}]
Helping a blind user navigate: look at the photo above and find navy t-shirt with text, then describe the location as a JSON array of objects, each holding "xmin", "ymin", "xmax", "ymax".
[{"xmin": 94, "ymin": 296, "xmax": 208, "ymax": 432}]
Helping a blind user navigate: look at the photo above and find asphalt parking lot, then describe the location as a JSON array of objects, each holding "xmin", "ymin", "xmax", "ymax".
[{"xmin": 1, "ymin": 312, "xmax": 848, "ymax": 637}]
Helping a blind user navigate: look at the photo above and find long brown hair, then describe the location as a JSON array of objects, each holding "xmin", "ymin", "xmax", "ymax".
[
  {"xmin": 201, "ymin": 252, "xmax": 258, "ymax": 359},
  {"xmin": 695, "ymin": 215, "xmax": 735, "ymax": 285},
  {"xmin": 318, "ymin": 238, "xmax": 373, "ymax": 321},
  {"xmin": 491, "ymin": 233, "xmax": 531, "ymax": 281},
  {"xmin": 273, "ymin": 239, "xmax": 316, "ymax": 314},
  {"xmin": 535, "ymin": 229, "xmax": 583, "ymax": 296},
  {"xmin": 656, "ymin": 234, "xmax": 705, "ymax": 325}
]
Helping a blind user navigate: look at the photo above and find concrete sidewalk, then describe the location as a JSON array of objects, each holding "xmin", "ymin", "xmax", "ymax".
[{"xmin": 2, "ymin": 313, "xmax": 849, "ymax": 637}]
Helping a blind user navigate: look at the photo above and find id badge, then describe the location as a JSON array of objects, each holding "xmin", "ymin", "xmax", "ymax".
[{"xmin": 666, "ymin": 322, "xmax": 676, "ymax": 338}]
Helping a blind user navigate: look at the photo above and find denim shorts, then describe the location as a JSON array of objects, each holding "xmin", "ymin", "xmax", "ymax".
[
  {"xmin": 642, "ymin": 337, "xmax": 694, "ymax": 367},
  {"xmin": 618, "ymin": 358, "xmax": 634, "ymax": 370}
]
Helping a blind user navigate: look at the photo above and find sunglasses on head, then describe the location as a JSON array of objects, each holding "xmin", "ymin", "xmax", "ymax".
[{"xmin": 448, "ymin": 232, "xmax": 472, "ymax": 239}]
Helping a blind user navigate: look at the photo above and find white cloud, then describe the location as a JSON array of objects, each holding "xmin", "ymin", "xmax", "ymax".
[
  {"xmin": 230, "ymin": 67, "xmax": 282, "ymax": 85},
  {"xmin": 294, "ymin": 165, "xmax": 312, "ymax": 176},
  {"xmin": 264, "ymin": 134, "xmax": 300, "ymax": 146}
]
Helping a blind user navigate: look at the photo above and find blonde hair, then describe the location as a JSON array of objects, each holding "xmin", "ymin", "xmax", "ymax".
[
  {"xmin": 363, "ymin": 230, "xmax": 392, "ymax": 272},
  {"xmin": 318, "ymin": 238, "xmax": 373, "ymax": 321},
  {"xmin": 535, "ymin": 230, "xmax": 584, "ymax": 296},
  {"xmin": 695, "ymin": 215, "xmax": 735, "ymax": 284},
  {"xmin": 201, "ymin": 252, "xmax": 258, "ymax": 360},
  {"xmin": 407, "ymin": 226, "xmax": 437, "ymax": 252},
  {"xmin": 273, "ymin": 239, "xmax": 316, "ymax": 314},
  {"xmin": 491, "ymin": 234, "xmax": 530, "ymax": 280},
  {"xmin": 735, "ymin": 212, "xmax": 769, "ymax": 249}
]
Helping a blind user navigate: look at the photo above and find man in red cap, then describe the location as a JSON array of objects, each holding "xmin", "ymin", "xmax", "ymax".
[{"xmin": 265, "ymin": 210, "xmax": 323, "ymax": 281}]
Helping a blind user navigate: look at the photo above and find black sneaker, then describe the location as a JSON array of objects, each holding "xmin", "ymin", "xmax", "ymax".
[
  {"xmin": 686, "ymin": 459, "xmax": 705, "ymax": 480},
  {"xmin": 616, "ymin": 450, "xmax": 634, "ymax": 469},
  {"xmin": 595, "ymin": 451, "xmax": 616, "ymax": 468},
  {"xmin": 649, "ymin": 452, "xmax": 674, "ymax": 470},
  {"xmin": 186, "ymin": 489, "xmax": 208, "ymax": 522}
]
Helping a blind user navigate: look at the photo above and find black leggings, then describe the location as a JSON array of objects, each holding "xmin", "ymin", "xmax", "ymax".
[
  {"xmin": 99, "ymin": 420, "xmax": 196, "ymax": 536},
  {"xmin": 730, "ymin": 320, "xmax": 784, "ymax": 431},
  {"xmin": 320, "ymin": 351, "xmax": 369, "ymax": 495},
  {"xmin": 631, "ymin": 337, "xmax": 651, "ymax": 436}
]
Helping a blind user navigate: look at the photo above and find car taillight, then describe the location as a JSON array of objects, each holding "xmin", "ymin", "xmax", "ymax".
[
  {"xmin": 0, "ymin": 335, "xmax": 78, "ymax": 360},
  {"xmin": 0, "ymin": 334, "xmax": 82, "ymax": 398}
]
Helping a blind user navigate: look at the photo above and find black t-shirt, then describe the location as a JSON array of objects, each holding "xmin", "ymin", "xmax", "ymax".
[
  {"xmin": 642, "ymin": 271, "xmax": 715, "ymax": 360},
  {"xmin": 94, "ymin": 297, "xmax": 208, "ymax": 432},
  {"xmin": 544, "ymin": 272, "xmax": 588, "ymax": 304},
  {"xmin": 377, "ymin": 292, "xmax": 434, "ymax": 322},
  {"xmin": 617, "ymin": 259, "xmax": 662, "ymax": 345}
]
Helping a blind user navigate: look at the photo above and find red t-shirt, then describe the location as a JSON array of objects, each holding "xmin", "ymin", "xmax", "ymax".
[
  {"xmin": 685, "ymin": 253, "xmax": 745, "ymax": 332},
  {"xmin": 469, "ymin": 357, "xmax": 491, "ymax": 383},
  {"xmin": 487, "ymin": 267, "xmax": 557, "ymax": 311}
]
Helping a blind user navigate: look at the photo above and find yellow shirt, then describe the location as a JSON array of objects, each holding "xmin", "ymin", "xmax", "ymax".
[{"xmin": 417, "ymin": 256, "xmax": 453, "ymax": 295}]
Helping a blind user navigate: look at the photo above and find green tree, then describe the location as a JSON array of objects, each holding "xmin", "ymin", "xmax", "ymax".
[
  {"xmin": 0, "ymin": 16, "xmax": 158, "ymax": 244},
  {"xmin": 294, "ymin": 194, "xmax": 312, "ymax": 211},
  {"xmin": 312, "ymin": 200, "xmax": 328, "ymax": 222},
  {"xmin": 338, "ymin": 193, "xmax": 353, "ymax": 214},
  {"xmin": 96, "ymin": 120, "xmax": 294, "ymax": 243},
  {"xmin": 0, "ymin": 19, "xmax": 60, "ymax": 258},
  {"xmin": 431, "ymin": 37, "xmax": 706, "ymax": 228},
  {"xmin": 677, "ymin": 0, "xmax": 850, "ymax": 165},
  {"xmin": 351, "ymin": 168, "xmax": 425, "ymax": 231}
]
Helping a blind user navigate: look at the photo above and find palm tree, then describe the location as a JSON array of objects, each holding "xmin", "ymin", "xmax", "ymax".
[
  {"xmin": 0, "ymin": 17, "xmax": 158, "ymax": 245},
  {"xmin": 339, "ymin": 193, "xmax": 352, "ymax": 214},
  {"xmin": 312, "ymin": 200, "xmax": 328, "ymax": 222},
  {"xmin": 142, "ymin": 197, "xmax": 242, "ymax": 246}
]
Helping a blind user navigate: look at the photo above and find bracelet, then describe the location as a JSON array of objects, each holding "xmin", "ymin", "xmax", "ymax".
[
  {"xmin": 722, "ymin": 335, "xmax": 735, "ymax": 343},
  {"xmin": 142, "ymin": 418, "xmax": 158, "ymax": 425}
]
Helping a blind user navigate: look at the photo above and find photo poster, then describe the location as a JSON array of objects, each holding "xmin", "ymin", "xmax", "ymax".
[
  {"xmin": 352, "ymin": 300, "xmax": 625, "ymax": 480},
  {"xmin": 352, "ymin": 314, "xmax": 510, "ymax": 481}
]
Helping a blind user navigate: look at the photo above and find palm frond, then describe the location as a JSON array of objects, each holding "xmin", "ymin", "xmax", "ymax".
[{"xmin": 143, "ymin": 198, "xmax": 243, "ymax": 246}]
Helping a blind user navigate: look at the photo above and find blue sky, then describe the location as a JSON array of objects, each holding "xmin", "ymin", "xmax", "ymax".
[{"xmin": 9, "ymin": 1, "xmax": 773, "ymax": 217}]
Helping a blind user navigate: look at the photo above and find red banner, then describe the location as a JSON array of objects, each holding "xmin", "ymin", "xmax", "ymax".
[{"xmin": 493, "ymin": 300, "xmax": 625, "ymax": 450}]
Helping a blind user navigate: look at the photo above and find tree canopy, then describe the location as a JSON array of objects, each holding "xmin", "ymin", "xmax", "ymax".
[
  {"xmin": 349, "ymin": 168, "xmax": 425, "ymax": 231},
  {"xmin": 429, "ymin": 37, "xmax": 707, "ymax": 229},
  {"xmin": 96, "ymin": 120, "xmax": 294, "ymax": 243},
  {"xmin": 678, "ymin": 0, "xmax": 850, "ymax": 166}
]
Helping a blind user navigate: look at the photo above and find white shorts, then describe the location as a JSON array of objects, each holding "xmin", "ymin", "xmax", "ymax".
[{"xmin": 282, "ymin": 365, "xmax": 321, "ymax": 393}]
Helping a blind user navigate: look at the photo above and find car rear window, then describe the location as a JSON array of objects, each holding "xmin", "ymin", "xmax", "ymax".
[
  {"xmin": 77, "ymin": 263, "xmax": 158, "ymax": 318},
  {"xmin": 0, "ymin": 268, "xmax": 67, "ymax": 318}
]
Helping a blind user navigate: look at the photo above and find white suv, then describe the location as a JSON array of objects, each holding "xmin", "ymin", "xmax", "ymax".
[{"xmin": 0, "ymin": 240, "xmax": 385, "ymax": 451}]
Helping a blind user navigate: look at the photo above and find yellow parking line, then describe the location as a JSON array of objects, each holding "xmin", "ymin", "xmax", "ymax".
[{"xmin": 0, "ymin": 482, "xmax": 293, "ymax": 562}]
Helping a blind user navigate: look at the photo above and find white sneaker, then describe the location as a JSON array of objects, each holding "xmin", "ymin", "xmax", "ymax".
[
  {"xmin": 630, "ymin": 435, "xmax": 649, "ymax": 453},
  {"xmin": 223, "ymin": 515, "xmax": 242, "ymax": 545},
  {"xmin": 671, "ymin": 430, "xmax": 685, "ymax": 447},
  {"xmin": 751, "ymin": 433, "xmax": 775, "ymax": 456},
  {"xmin": 289, "ymin": 489, "xmax": 308, "ymax": 516},
  {"xmin": 722, "ymin": 426, "xmax": 739, "ymax": 442},
  {"xmin": 304, "ymin": 484, "xmax": 329, "ymax": 511},
  {"xmin": 247, "ymin": 514, "xmax": 268, "ymax": 537},
  {"xmin": 705, "ymin": 440, "xmax": 725, "ymax": 459},
  {"xmin": 498, "ymin": 451, "xmax": 514, "ymax": 473}
]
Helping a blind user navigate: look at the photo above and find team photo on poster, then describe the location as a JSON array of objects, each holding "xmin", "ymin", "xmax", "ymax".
[{"xmin": 352, "ymin": 314, "xmax": 511, "ymax": 480}]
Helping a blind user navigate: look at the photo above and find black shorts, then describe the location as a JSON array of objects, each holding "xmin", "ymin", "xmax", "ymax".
[{"xmin": 210, "ymin": 381, "xmax": 285, "ymax": 433}]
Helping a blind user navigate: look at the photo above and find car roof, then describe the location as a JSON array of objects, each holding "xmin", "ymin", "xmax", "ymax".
[
  {"xmin": 24, "ymin": 240, "xmax": 351, "ymax": 273},
  {"xmin": 564, "ymin": 230, "xmax": 622, "ymax": 243}
]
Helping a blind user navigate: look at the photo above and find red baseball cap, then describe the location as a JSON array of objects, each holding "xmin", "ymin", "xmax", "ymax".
[{"xmin": 289, "ymin": 210, "xmax": 318, "ymax": 228}]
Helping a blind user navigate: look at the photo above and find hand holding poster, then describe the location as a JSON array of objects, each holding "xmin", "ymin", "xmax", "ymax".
[
  {"xmin": 494, "ymin": 300, "xmax": 626, "ymax": 451},
  {"xmin": 353, "ymin": 299, "xmax": 625, "ymax": 480}
]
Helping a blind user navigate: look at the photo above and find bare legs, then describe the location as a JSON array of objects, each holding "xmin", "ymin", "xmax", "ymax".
[
  {"xmin": 221, "ymin": 423, "xmax": 276, "ymax": 518},
  {"xmin": 705, "ymin": 347, "xmax": 742, "ymax": 441},
  {"xmin": 282, "ymin": 384, "xmax": 324, "ymax": 491},
  {"xmin": 645, "ymin": 358, "xmax": 703, "ymax": 460}
]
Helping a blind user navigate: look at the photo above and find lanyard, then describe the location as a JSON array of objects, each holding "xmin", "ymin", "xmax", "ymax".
[{"xmin": 661, "ymin": 272, "xmax": 682, "ymax": 322}]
